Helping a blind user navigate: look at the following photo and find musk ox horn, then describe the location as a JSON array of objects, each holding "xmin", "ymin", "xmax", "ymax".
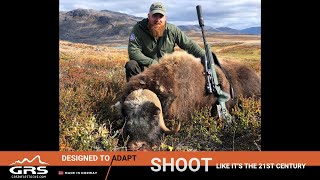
[
  {"xmin": 142, "ymin": 89, "xmax": 180, "ymax": 134},
  {"xmin": 159, "ymin": 117, "xmax": 181, "ymax": 134},
  {"xmin": 126, "ymin": 89, "xmax": 180, "ymax": 134}
]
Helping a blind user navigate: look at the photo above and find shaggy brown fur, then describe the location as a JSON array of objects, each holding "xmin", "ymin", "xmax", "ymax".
[{"xmin": 120, "ymin": 51, "xmax": 261, "ymax": 122}]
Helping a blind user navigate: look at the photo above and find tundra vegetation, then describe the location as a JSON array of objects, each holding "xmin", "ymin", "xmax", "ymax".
[{"xmin": 59, "ymin": 33, "xmax": 261, "ymax": 151}]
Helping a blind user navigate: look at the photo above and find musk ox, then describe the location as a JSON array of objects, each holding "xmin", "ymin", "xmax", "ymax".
[{"xmin": 114, "ymin": 51, "xmax": 261, "ymax": 151}]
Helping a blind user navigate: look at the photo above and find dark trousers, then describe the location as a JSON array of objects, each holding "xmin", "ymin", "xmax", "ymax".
[{"xmin": 125, "ymin": 60, "xmax": 146, "ymax": 82}]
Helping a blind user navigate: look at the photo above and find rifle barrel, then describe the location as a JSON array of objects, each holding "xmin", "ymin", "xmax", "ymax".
[{"xmin": 196, "ymin": 5, "xmax": 204, "ymax": 27}]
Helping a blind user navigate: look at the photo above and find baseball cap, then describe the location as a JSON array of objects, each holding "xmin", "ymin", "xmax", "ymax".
[{"xmin": 149, "ymin": 2, "xmax": 166, "ymax": 16}]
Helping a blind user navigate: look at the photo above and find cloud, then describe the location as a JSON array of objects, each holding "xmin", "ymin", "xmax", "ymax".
[{"xmin": 59, "ymin": 0, "xmax": 261, "ymax": 30}]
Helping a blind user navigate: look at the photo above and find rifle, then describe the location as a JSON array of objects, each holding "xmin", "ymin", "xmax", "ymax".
[{"xmin": 196, "ymin": 5, "xmax": 233, "ymax": 124}]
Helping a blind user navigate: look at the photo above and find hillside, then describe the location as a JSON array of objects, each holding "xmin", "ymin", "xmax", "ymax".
[{"xmin": 59, "ymin": 9, "xmax": 142, "ymax": 44}]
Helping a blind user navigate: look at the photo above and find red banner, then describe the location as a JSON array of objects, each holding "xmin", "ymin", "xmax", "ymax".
[{"xmin": 1, "ymin": 151, "xmax": 319, "ymax": 167}]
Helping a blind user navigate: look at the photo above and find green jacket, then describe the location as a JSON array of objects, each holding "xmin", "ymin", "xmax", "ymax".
[{"xmin": 128, "ymin": 18, "xmax": 205, "ymax": 66}]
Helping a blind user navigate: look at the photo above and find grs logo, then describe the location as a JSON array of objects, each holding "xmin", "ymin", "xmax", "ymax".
[
  {"xmin": 9, "ymin": 166, "xmax": 48, "ymax": 175},
  {"xmin": 9, "ymin": 155, "xmax": 49, "ymax": 176}
]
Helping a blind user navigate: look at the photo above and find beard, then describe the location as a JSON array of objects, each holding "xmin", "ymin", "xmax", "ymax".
[{"xmin": 148, "ymin": 22, "xmax": 165, "ymax": 38}]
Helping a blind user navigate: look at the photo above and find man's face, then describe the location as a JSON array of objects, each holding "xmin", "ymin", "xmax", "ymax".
[
  {"xmin": 148, "ymin": 13, "xmax": 166, "ymax": 26},
  {"xmin": 148, "ymin": 13, "xmax": 166, "ymax": 38}
]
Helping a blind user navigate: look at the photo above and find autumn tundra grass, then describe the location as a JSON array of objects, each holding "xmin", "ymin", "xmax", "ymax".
[{"xmin": 59, "ymin": 34, "xmax": 261, "ymax": 151}]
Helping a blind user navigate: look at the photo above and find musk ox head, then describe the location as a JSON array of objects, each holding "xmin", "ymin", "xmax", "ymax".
[{"xmin": 114, "ymin": 89, "xmax": 180, "ymax": 151}]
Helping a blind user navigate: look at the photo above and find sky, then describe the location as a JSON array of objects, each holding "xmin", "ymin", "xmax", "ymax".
[{"xmin": 59, "ymin": 0, "xmax": 260, "ymax": 30}]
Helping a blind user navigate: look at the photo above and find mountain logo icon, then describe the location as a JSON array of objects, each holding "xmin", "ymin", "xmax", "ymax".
[{"xmin": 9, "ymin": 155, "xmax": 49, "ymax": 166}]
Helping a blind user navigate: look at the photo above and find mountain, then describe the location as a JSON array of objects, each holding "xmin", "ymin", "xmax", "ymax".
[
  {"xmin": 177, "ymin": 25, "xmax": 201, "ymax": 32},
  {"xmin": 178, "ymin": 25, "xmax": 260, "ymax": 35},
  {"xmin": 240, "ymin": 27, "xmax": 261, "ymax": 35},
  {"xmin": 177, "ymin": 25, "xmax": 222, "ymax": 33},
  {"xmin": 59, "ymin": 9, "xmax": 260, "ymax": 44},
  {"xmin": 59, "ymin": 9, "xmax": 143, "ymax": 44},
  {"xmin": 216, "ymin": 27, "xmax": 241, "ymax": 34}
]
